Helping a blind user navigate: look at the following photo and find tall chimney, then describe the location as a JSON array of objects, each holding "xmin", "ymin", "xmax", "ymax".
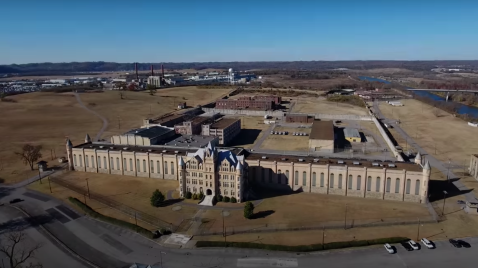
[
  {"xmin": 161, "ymin": 64, "xmax": 164, "ymax": 78},
  {"xmin": 151, "ymin": 64, "xmax": 154, "ymax": 76},
  {"xmin": 135, "ymin": 63, "xmax": 139, "ymax": 81}
]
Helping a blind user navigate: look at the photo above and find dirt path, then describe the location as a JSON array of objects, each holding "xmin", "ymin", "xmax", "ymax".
[{"xmin": 74, "ymin": 92, "xmax": 108, "ymax": 141}]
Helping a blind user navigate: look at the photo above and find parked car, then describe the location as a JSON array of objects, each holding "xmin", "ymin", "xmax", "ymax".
[
  {"xmin": 457, "ymin": 200, "xmax": 465, "ymax": 205},
  {"xmin": 449, "ymin": 239, "xmax": 462, "ymax": 248},
  {"xmin": 408, "ymin": 240, "xmax": 419, "ymax": 250},
  {"xmin": 9, "ymin": 198, "xmax": 24, "ymax": 204},
  {"xmin": 421, "ymin": 238, "xmax": 434, "ymax": 249},
  {"xmin": 401, "ymin": 242, "xmax": 413, "ymax": 251},
  {"xmin": 457, "ymin": 240, "xmax": 471, "ymax": 248},
  {"xmin": 384, "ymin": 243, "xmax": 395, "ymax": 254}
]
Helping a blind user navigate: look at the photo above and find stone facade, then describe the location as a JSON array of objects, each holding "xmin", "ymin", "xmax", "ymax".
[{"xmin": 469, "ymin": 154, "xmax": 478, "ymax": 180}]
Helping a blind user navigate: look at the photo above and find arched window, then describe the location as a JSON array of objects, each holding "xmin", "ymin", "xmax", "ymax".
[
  {"xmin": 116, "ymin": 157, "xmax": 120, "ymax": 170},
  {"xmin": 357, "ymin": 175, "xmax": 362, "ymax": 190},
  {"xmin": 98, "ymin": 156, "xmax": 101, "ymax": 168},
  {"xmin": 110, "ymin": 157, "xmax": 114, "ymax": 170},
  {"xmin": 367, "ymin": 176, "xmax": 372, "ymax": 191},
  {"xmin": 143, "ymin": 160, "xmax": 146, "ymax": 172},
  {"xmin": 136, "ymin": 159, "xmax": 140, "ymax": 172},
  {"xmin": 376, "ymin": 177, "xmax": 381, "ymax": 192},
  {"xmin": 338, "ymin": 174, "xmax": 343, "ymax": 189},
  {"xmin": 348, "ymin": 175, "xmax": 353, "ymax": 190},
  {"xmin": 79, "ymin": 155, "xmax": 83, "ymax": 167},
  {"xmin": 129, "ymin": 158, "xmax": 133, "ymax": 171},
  {"xmin": 395, "ymin": 178, "xmax": 400, "ymax": 193},
  {"xmin": 150, "ymin": 160, "xmax": 154, "ymax": 173},
  {"xmin": 294, "ymin": 171, "xmax": 298, "ymax": 185},
  {"xmin": 386, "ymin": 177, "xmax": 391, "ymax": 193},
  {"xmin": 406, "ymin": 179, "xmax": 411, "ymax": 194},
  {"xmin": 302, "ymin": 171, "xmax": 307, "ymax": 186},
  {"xmin": 91, "ymin": 156, "xmax": 95, "ymax": 168},
  {"xmin": 73, "ymin": 154, "xmax": 77, "ymax": 166},
  {"xmin": 157, "ymin": 161, "xmax": 160, "ymax": 174},
  {"xmin": 312, "ymin": 172, "xmax": 317, "ymax": 187},
  {"xmin": 330, "ymin": 173, "xmax": 334, "ymax": 188},
  {"xmin": 415, "ymin": 180, "xmax": 420, "ymax": 195},
  {"xmin": 171, "ymin": 162, "xmax": 174, "ymax": 175},
  {"xmin": 103, "ymin": 157, "xmax": 107, "ymax": 169},
  {"xmin": 164, "ymin": 161, "xmax": 168, "ymax": 174},
  {"xmin": 285, "ymin": 170, "xmax": 289, "ymax": 185},
  {"xmin": 123, "ymin": 158, "xmax": 127, "ymax": 171},
  {"xmin": 278, "ymin": 170, "xmax": 282, "ymax": 184},
  {"xmin": 320, "ymin": 173, "xmax": 324, "ymax": 187},
  {"xmin": 85, "ymin": 156, "xmax": 89, "ymax": 167}
]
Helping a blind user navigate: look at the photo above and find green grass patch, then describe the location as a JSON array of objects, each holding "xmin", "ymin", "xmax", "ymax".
[
  {"xmin": 68, "ymin": 197, "xmax": 154, "ymax": 239},
  {"xmin": 327, "ymin": 95, "xmax": 366, "ymax": 107},
  {"xmin": 196, "ymin": 237, "xmax": 407, "ymax": 252}
]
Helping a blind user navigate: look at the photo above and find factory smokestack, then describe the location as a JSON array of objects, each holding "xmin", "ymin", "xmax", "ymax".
[
  {"xmin": 135, "ymin": 63, "xmax": 139, "ymax": 81},
  {"xmin": 161, "ymin": 64, "xmax": 164, "ymax": 78},
  {"xmin": 151, "ymin": 65, "xmax": 154, "ymax": 76}
]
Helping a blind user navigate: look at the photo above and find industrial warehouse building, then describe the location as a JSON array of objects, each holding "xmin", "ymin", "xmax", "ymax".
[
  {"xmin": 110, "ymin": 126, "xmax": 175, "ymax": 146},
  {"xmin": 285, "ymin": 114, "xmax": 314, "ymax": 124},
  {"xmin": 308, "ymin": 120, "xmax": 335, "ymax": 152},
  {"xmin": 344, "ymin": 128, "xmax": 361, "ymax": 143}
]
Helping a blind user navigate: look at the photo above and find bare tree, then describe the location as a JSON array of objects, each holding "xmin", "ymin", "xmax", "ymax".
[
  {"xmin": 0, "ymin": 232, "xmax": 43, "ymax": 268},
  {"xmin": 15, "ymin": 144, "xmax": 42, "ymax": 171}
]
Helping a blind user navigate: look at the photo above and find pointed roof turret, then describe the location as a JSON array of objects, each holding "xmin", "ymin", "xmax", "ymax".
[
  {"xmin": 178, "ymin": 156, "xmax": 185, "ymax": 167},
  {"xmin": 85, "ymin": 133, "xmax": 92, "ymax": 143},
  {"xmin": 423, "ymin": 160, "xmax": 430, "ymax": 170},
  {"xmin": 416, "ymin": 151, "xmax": 421, "ymax": 160},
  {"xmin": 66, "ymin": 139, "xmax": 73, "ymax": 148}
]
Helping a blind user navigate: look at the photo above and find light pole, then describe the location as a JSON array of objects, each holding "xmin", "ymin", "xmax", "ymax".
[
  {"xmin": 416, "ymin": 218, "xmax": 420, "ymax": 240},
  {"xmin": 446, "ymin": 159, "xmax": 451, "ymax": 183},
  {"xmin": 160, "ymin": 251, "xmax": 166, "ymax": 268},
  {"xmin": 48, "ymin": 176, "xmax": 52, "ymax": 193},
  {"xmin": 86, "ymin": 178, "xmax": 90, "ymax": 197},
  {"xmin": 322, "ymin": 226, "xmax": 326, "ymax": 249},
  {"xmin": 344, "ymin": 203, "xmax": 348, "ymax": 230},
  {"xmin": 442, "ymin": 191, "xmax": 448, "ymax": 216}
]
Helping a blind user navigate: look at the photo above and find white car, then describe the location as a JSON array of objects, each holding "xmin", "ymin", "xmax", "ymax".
[
  {"xmin": 408, "ymin": 240, "xmax": 419, "ymax": 250},
  {"xmin": 384, "ymin": 243, "xmax": 395, "ymax": 254},
  {"xmin": 420, "ymin": 238, "xmax": 434, "ymax": 249}
]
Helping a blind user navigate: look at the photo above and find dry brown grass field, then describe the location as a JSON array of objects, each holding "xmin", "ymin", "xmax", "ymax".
[
  {"xmin": 379, "ymin": 99, "xmax": 478, "ymax": 165},
  {"xmin": 0, "ymin": 87, "xmax": 231, "ymax": 185},
  {"xmin": 291, "ymin": 96, "xmax": 368, "ymax": 115},
  {"xmin": 228, "ymin": 116, "xmax": 270, "ymax": 149},
  {"xmin": 260, "ymin": 127, "xmax": 311, "ymax": 151},
  {"xmin": 27, "ymin": 171, "xmax": 198, "ymax": 227}
]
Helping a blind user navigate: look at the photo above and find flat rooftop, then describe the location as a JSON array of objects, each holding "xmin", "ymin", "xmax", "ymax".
[
  {"xmin": 246, "ymin": 152, "xmax": 423, "ymax": 172},
  {"xmin": 151, "ymin": 114, "xmax": 185, "ymax": 124},
  {"xmin": 164, "ymin": 135, "xmax": 218, "ymax": 148},
  {"xmin": 344, "ymin": 128, "xmax": 361, "ymax": 139},
  {"xmin": 124, "ymin": 126, "xmax": 173, "ymax": 139},
  {"xmin": 310, "ymin": 120, "xmax": 334, "ymax": 140},
  {"xmin": 210, "ymin": 118, "xmax": 240, "ymax": 129},
  {"xmin": 191, "ymin": 116, "xmax": 213, "ymax": 125}
]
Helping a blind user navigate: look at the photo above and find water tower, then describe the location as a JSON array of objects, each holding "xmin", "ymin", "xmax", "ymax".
[{"xmin": 228, "ymin": 68, "xmax": 234, "ymax": 84}]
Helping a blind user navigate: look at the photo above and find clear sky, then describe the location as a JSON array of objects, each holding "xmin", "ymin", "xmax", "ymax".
[{"xmin": 1, "ymin": 0, "xmax": 477, "ymax": 64}]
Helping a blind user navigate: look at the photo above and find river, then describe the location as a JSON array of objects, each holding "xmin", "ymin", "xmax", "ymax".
[{"xmin": 358, "ymin": 76, "xmax": 478, "ymax": 117}]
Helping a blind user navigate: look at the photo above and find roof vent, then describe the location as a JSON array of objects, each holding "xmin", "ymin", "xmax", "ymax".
[
  {"xmin": 148, "ymin": 149, "xmax": 152, "ymax": 152},
  {"xmin": 99, "ymin": 146, "xmax": 104, "ymax": 149},
  {"xmin": 388, "ymin": 164, "xmax": 396, "ymax": 168},
  {"xmin": 110, "ymin": 147, "xmax": 114, "ymax": 150},
  {"xmin": 175, "ymin": 151, "xmax": 179, "ymax": 154},
  {"xmin": 162, "ymin": 150, "xmax": 167, "ymax": 153},
  {"xmin": 313, "ymin": 158, "xmax": 319, "ymax": 163},
  {"xmin": 372, "ymin": 162, "xmax": 379, "ymax": 166},
  {"xmin": 353, "ymin": 161, "xmax": 360, "ymax": 165},
  {"xmin": 123, "ymin": 147, "xmax": 128, "ymax": 150},
  {"xmin": 298, "ymin": 159, "xmax": 304, "ymax": 162},
  {"xmin": 261, "ymin": 156, "xmax": 267, "ymax": 159},
  {"xmin": 281, "ymin": 158, "xmax": 287, "ymax": 161},
  {"xmin": 338, "ymin": 160, "xmax": 344, "ymax": 164}
]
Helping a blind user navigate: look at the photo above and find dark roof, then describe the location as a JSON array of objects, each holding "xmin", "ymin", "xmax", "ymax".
[
  {"xmin": 210, "ymin": 118, "xmax": 240, "ymax": 129},
  {"xmin": 151, "ymin": 114, "xmax": 185, "ymax": 124},
  {"xmin": 310, "ymin": 120, "xmax": 334, "ymax": 140},
  {"xmin": 245, "ymin": 152, "xmax": 422, "ymax": 172},
  {"xmin": 124, "ymin": 126, "xmax": 173, "ymax": 139}
]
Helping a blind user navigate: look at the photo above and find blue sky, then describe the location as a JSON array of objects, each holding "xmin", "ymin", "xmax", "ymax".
[{"xmin": 1, "ymin": 0, "xmax": 477, "ymax": 64}]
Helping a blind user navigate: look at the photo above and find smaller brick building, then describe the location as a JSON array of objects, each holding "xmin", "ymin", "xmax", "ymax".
[
  {"xmin": 215, "ymin": 95, "xmax": 281, "ymax": 111},
  {"xmin": 285, "ymin": 114, "xmax": 314, "ymax": 124},
  {"xmin": 202, "ymin": 118, "xmax": 241, "ymax": 145}
]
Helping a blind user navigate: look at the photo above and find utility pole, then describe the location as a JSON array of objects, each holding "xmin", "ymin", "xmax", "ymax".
[
  {"xmin": 134, "ymin": 212, "xmax": 138, "ymax": 227},
  {"xmin": 222, "ymin": 210, "xmax": 227, "ymax": 245},
  {"xmin": 442, "ymin": 191, "xmax": 448, "ymax": 216},
  {"xmin": 86, "ymin": 178, "xmax": 90, "ymax": 197},
  {"xmin": 344, "ymin": 204, "xmax": 348, "ymax": 230},
  {"xmin": 416, "ymin": 218, "xmax": 420, "ymax": 241},
  {"xmin": 38, "ymin": 168, "xmax": 42, "ymax": 184},
  {"xmin": 446, "ymin": 159, "xmax": 451, "ymax": 183},
  {"xmin": 48, "ymin": 176, "xmax": 52, "ymax": 193}
]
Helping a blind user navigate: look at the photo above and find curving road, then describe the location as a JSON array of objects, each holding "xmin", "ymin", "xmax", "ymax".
[{"xmin": 74, "ymin": 92, "xmax": 108, "ymax": 141}]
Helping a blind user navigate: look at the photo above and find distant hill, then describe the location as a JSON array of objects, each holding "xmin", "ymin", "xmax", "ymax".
[{"xmin": 1, "ymin": 60, "xmax": 478, "ymax": 75}]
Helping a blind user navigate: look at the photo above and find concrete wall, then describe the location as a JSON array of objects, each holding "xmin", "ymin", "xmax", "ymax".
[{"xmin": 371, "ymin": 116, "xmax": 404, "ymax": 161}]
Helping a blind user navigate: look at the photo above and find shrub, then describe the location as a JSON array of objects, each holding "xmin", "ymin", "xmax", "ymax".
[
  {"xmin": 230, "ymin": 197, "xmax": 237, "ymax": 203},
  {"xmin": 199, "ymin": 192, "xmax": 204, "ymax": 200},
  {"xmin": 186, "ymin": 191, "xmax": 192, "ymax": 199},
  {"xmin": 150, "ymin": 189, "xmax": 165, "ymax": 207},
  {"xmin": 244, "ymin": 201, "xmax": 254, "ymax": 219},
  {"xmin": 212, "ymin": 196, "xmax": 218, "ymax": 205},
  {"xmin": 196, "ymin": 237, "xmax": 408, "ymax": 252},
  {"xmin": 223, "ymin": 196, "xmax": 230, "ymax": 202},
  {"xmin": 68, "ymin": 197, "xmax": 154, "ymax": 239},
  {"xmin": 192, "ymin": 193, "xmax": 198, "ymax": 200},
  {"xmin": 159, "ymin": 228, "xmax": 172, "ymax": 235},
  {"xmin": 217, "ymin": 195, "xmax": 223, "ymax": 202}
]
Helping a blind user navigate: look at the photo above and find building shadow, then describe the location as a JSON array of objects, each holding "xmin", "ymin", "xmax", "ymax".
[
  {"xmin": 0, "ymin": 213, "xmax": 54, "ymax": 235},
  {"xmin": 0, "ymin": 186, "xmax": 13, "ymax": 199},
  {"xmin": 428, "ymin": 178, "xmax": 472, "ymax": 202},
  {"xmin": 359, "ymin": 132, "xmax": 368, "ymax": 142},
  {"xmin": 250, "ymin": 210, "xmax": 275, "ymax": 219},
  {"xmin": 160, "ymin": 198, "xmax": 183, "ymax": 207},
  {"xmin": 228, "ymin": 129, "xmax": 262, "ymax": 147},
  {"xmin": 247, "ymin": 182, "xmax": 302, "ymax": 201}
]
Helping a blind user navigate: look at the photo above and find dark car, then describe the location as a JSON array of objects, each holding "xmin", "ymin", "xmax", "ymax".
[
  {"xmin": 457, "ymin": 240, "xmax": 471, "ymax": 248},
  {"xmin": 401, "ymin": 242, "xmax": 413, "ymax": 251},
  {"xmin": 9, "ymin": 198, "xmax": 24, "ymax": 204},
  {"xmin": 449, "ymin": 239, "xmax": 462, "ymax": 248}
]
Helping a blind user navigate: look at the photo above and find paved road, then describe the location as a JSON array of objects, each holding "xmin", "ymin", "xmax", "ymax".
[
  {"xmin": 251, "ymin": 124, "xmax": 275, "ymax": 150},
  {"xmin": 373, "ymin": 100, "xmax": 478, "ymax": 204},
  {"xmin": 74, "ymin": 92, "xmax": 108, "ymax": 141}
]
